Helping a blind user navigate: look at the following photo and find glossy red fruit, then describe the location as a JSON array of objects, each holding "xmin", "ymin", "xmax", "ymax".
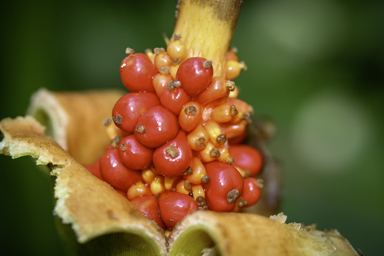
[
  {"xmin": 241, "ymin": 177, "xmax": 261, "ymax": 207},
  {"xmin": 203, "ymin": 161, "xmax": 244, "ymax": 212},
  {"xmin": 176, "ymin": 57, "xmax": 213, "ymax": 97},
  {"xmin": 158, "ymin": 191, "xmax": 198, "ymax": 229},
  {"xmin": 120, "ymin": 53, "xmax": 158, "ymax": 92},
  {"xmin": 134, "ymin": 105, "xmax": 179, "ymax": 148},
  {"xmin": 99, "ymin": 146, "xmax": 143, "ymax": 191},
  {"xmin": 228, "ymin": 145, "xmax": 263, "ymax": 176},
  {"xmin": 112, "ymin": 92, "xmax": 161, "ymax": 133},
  {"xmin": 153, "ymin": 130, "xmax": 193, "ymax": 177},
  {"xmin": 83, "ymin": 160, "xmax": 103, "ymax": 180},
  {"xmin": 130, "ymin": 195, "xmax": 165, "ymax": 230},
  {"xmin": 118, "ymin": 135, "xmax": 153, "ymax": 170},
  {"xmin": 160, "ymin": 87, "xmax": 190, "ymax": 116}
]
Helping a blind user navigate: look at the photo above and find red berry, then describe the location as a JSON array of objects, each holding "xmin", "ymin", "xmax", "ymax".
[
  {"xmin": 99, "ymin": 146, "xmax": 143, "ymax": 191},
  {"xmin": 158, "ymin": 191, "xmax": 198, "ymax": 229},
  {"xmin": 118, "ymin": 135, "xmax": 153, "ymax": 170},
  {"xmin": 112, "ymin": 92, "xmax": 161, "ymax": 133},
  {"xmin": 160, "ymin": 87, "xmax": 190, "ymax": 116},
  {"xmin": 83, "ymin": 160, "xmax": 103, "ymax": 180},
  {"xmin": 176, "ymin": 57, "xmax": 213, "ymax": 97},
  {"xmin": 153, "ymin": 130, "xmax": 193, "ymax": 177},
  {"xmin": 134, "ymin": 105, "xmax": 179, "ymax": 148},
  {"xmin": 228, "ymin": 145, "xmax": 263, "ymax": 176},
  {"xmin": 241, "ymin": 177, "xmax": 261, "ymax": 207},
  {"xmin": 130, "ymin": 195, "xmax": 165, "ymax": 230},
  {"xmin": 203, "ymin": 161, "xmax": 244, "ymax": 212},
  {"xmin": 120, "ymin": 53, "xmax": 157, "ymax": 92}
]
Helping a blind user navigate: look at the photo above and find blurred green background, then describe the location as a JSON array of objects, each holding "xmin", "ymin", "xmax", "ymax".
[{"xmin": 0, "ymin": 0, "xmax": 383, "ymax": 255}]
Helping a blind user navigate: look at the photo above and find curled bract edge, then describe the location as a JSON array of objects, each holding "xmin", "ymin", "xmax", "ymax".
[{"xmin": 0, "ymin": 89, "xmax": 358, "ymax": 256}]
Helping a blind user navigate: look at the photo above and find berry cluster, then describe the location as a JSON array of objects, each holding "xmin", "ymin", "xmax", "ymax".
[{"xmin": 84, "ymin": 35, "xmax": 263, "ymax": 232}]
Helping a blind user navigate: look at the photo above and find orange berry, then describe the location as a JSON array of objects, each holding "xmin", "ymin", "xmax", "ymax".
[
  {"xmin": 203, "ymin": 120, "xmax": 224, "ymax": 147},
  {"xmin": 153, "ymin": 73, "xmax": 172, "ymax": 98},
  {"xmin": 228, "ymin": 98, "xmax": 252, "ymax": 124},
  {"xmin": 167, "ymin": 36, "xmax": 187, "ymax": 60},
  {"xmin": 142, "ymin": 168, "xmax": 156, "ymax": 184},
  {"xmin": 176, "ymin": 179, "xmax": 191, "ymax": 195},
  {"xmin": 155, "ymin": 51, "xmax": 172, "ymax": 70},
  {"xmin": 217, "ymin": 145, "xmax": 233, "ymax": 164},
  {"xmin": 211, "ymin": 103, "xmax": 237, "ymax": 123},
  {"xmin": 198, "ymin": 142, "xmax": 218, "ymax": 163},
  {"xmin": 225, "ymin": 60, "xmax": 246, "ymax": 80},
  {"xmin": 164, "ymin": 176, "xmax": 181, "ymax": 191},
  {"xmin": 186, "ymin": 124, "xmax": 209, "ymax": 151},
  {"xmin": 150, "ymin": 176, "xmax": 166, "ymax": 195},
  {"xmin": 179, "ymin": 101, "xmax": 203, "ymax": 132},
  {"xmin": 222, "ymin": 120, "xmax": 247, "ymax": 140},
  {"xmin": 191, "ymin": 184, "xmax": 205, "ymax": 200},
  {"xmin": 170, "ymin": 64, "xmax": 179, "ymax": 80},
  {"xmin": 196, "ymin": 76, "xmax": 229, "ymax": 106},
  {"xmin": 184, "ymin": 157, "xmax": 207, "ymax": 184},
  {"xmin": 127, "ymin": 181, "xmax": 151, "ymax": 200},
  {"xmin": 228, "ymin": 98, "xmax": 251, "ymax": 113},
  {"xmin": 228, "ymin": 84, "xmax": 240, "ymax": 99}
]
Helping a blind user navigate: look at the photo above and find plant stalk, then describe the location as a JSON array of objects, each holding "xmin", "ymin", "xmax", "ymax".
[{"xmin": 173, "ymin": 0, "xmax": 243, "ymax": 77}]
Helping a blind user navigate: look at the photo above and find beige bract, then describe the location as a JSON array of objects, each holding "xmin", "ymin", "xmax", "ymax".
[{"xmin": 0, "ymin": 89, "xmax": 358, "ymax": 256}]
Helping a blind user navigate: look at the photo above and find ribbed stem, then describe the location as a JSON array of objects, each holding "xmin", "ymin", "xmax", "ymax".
[{"xmin": 173, "ymin": 0, "xmax": 243, "ymax": 77}]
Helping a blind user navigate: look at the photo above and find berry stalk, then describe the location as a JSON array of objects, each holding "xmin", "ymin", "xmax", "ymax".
[{"xmin": 173, "ymin": 0, "xmax": 243, "ymax": 77}]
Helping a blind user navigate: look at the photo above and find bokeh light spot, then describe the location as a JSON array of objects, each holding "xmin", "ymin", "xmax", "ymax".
[{"xmin": 291, "ymin": 90, "xmax": 371, "ymax": 173}]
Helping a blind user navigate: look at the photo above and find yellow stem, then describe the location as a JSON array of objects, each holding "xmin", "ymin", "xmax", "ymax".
[{"xmin": 173, "ymin": 0, "xmax": 243, "ymax": 77}]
